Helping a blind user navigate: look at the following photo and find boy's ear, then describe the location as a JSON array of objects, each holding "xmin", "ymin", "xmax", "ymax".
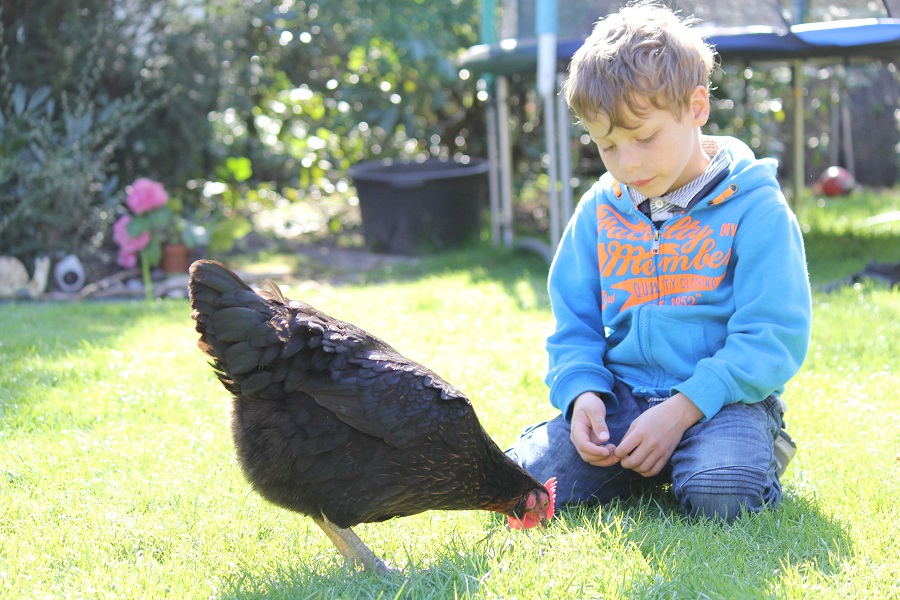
[{"xmin": 689, "ymin": 85, "xmax": 711, "ymax": 126}]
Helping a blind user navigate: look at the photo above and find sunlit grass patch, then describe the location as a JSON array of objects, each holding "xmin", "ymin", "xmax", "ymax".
[{"xmin": 1, "ymin": 191, "xmax": 899, "ymax": 598}]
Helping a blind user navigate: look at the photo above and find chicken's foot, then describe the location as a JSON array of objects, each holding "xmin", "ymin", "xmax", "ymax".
[{"xmin": 313, "ymin": 516, "xmax": 398, "ymax": 575}]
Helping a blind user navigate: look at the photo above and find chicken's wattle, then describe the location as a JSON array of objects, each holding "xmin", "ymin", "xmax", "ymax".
[{"xmin": 508, "ymin": 476, "xmax": 557, "ymax": 530}]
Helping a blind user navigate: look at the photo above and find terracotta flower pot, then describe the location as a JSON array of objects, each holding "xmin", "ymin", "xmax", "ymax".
[{"xmin": 161, "ymin": 243, "xmax": 191, "ymax": 274}]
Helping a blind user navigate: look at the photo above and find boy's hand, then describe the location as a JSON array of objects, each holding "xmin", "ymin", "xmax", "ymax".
[
  {"xmin": 570, "ymin": 392, "xmax": 620, "ymax": 467},
  {"xmin": 615, "ymin": 393, "xmax": 704, "ymax": 477}
]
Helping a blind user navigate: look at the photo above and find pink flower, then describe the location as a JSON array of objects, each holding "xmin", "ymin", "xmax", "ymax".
[
  {"xmin": 126, "ymin": 178, "xmax": 168, "ymax": 215},
  {"xmin": 117, "ymin": 250, "xmax": 138, "ymax": 269},
  {"xmin": 113, "ymin": 215, "xmax": 150, "ymax": 253}
]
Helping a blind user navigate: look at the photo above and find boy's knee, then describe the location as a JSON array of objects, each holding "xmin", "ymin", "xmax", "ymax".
[{"xmin": 675, "ymin": 466, "xmax": 780, "ymax": 522}]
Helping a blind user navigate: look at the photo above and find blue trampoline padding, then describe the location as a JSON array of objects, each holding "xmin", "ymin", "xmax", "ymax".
[
  {"xmin": 560, "ymin": 28, "xmax": 814, "ymax": 61},
  {"xmin": 458, "ymin": 21, "xmax": 900, "ymax": 76},
  {"xmin": 700, "ymin": 27, "xmax": 813, "ymax": 60},
  {"xmin": 460, "ymin": 39, "xmax": 543, "ymax": 77},
  {"xmin": 791, "ymin": 18, "xmax": 900, "ymax": 46}
]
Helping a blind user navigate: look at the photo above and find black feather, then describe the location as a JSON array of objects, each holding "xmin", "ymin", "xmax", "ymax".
[
  {"xmin": 222, "ymin": 342, "xmax": 262, "ymax": 375},
  {"xmin": 188, "ymin": 259, "xmax": 549, "ymax": 535}
]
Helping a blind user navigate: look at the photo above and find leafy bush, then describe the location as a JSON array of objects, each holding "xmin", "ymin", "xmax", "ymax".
[
  {"xmin": 217, "ymin": 0, "xmax": 484, "ymax": 195},
  {"xmin": 0, "ymin": 32, "xmax": 154, "ymax": 262}
]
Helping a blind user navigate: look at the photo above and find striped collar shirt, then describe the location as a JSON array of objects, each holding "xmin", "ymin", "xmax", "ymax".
[{"xmin": 629, "ymin": 137, "xmax": 729, "ymax": 221}]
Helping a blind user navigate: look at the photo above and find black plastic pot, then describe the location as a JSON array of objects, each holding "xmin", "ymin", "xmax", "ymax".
[{"xmin": 348, "ymin": 157, "xmax": 489, "ymax": 255}]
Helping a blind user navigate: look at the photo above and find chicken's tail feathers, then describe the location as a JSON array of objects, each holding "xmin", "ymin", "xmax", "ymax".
[
  {"xmin": 189, "ymin": 260, "xmax": 271, "ymax": 317},
  {"xmin": 189, "ymin": 259, "xmax": 252, "ymax": 296},
  {"xmin": 188, "ymin": 260, "xmax": 280, "ymax": 388},
  {"xmin": 263, "ymin": 278, "xmax": 288, "ymax": 304}
]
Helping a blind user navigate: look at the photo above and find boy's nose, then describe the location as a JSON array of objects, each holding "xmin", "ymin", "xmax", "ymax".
[{"xmin": 618, "ymin": 146, "xmax": 642, "ymax": 171}]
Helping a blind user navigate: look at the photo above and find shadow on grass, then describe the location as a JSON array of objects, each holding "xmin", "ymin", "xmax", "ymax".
[
  {"xmin": 803, "ymin": 228, "xmax": 900, "ymax": 289},
  {"xmin": 217, "ymin": 544, "xmax": 496, "ymax": 599},
  {"xmin": 345, "ymin": 241, "xmax": 552, "ymax": 313},
  {"xmin": 215, "ymin": 494, "xmax": 852, "ymax": 599},
  {"xmin": 214, "ymin": 488, "xmax": 852, "ymax": 599},
  {"xmin": 225, "ymin": 239, "xmax": 553, "ymax": 313},
  {"xmin": 219, "ymin": 567, "xmax": 481, "ymax": 600},
  {"xmin": 558, "ymin": 489, "xmax": 853, "ymax": 597}
]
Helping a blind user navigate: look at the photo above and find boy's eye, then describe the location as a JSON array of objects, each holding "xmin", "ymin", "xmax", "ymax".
[{"xmin": 637, "ymin": 134, "xmax": 656, "ymax": 143}]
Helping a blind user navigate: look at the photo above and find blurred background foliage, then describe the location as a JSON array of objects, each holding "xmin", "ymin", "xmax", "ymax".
[
  {"xmin": 0, "ymin": 0, "xmax": 485, "ymax": 270},
  {"xmin": 0, "ymin": 0, "xmax": 898, "ymax": 273}
]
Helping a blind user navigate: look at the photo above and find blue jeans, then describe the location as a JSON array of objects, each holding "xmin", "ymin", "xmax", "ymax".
[{"xmin": 506, "ymin": 380, "xmax": 784, "ymax": 521}]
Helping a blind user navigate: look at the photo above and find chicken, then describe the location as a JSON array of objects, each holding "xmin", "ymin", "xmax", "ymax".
[{"xmin": 188, "ymin": 260, "xmax": 556, "ymax": 573}]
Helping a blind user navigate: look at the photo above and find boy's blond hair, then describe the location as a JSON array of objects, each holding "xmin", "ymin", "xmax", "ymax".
[{"xmin": 562, "ymin": 1, "xmax": 716, "ymax": 132}]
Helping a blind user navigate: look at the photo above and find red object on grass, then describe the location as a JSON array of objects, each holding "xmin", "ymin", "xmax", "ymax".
[{"xmin": 816, "ymin": 166, "xmax": 855, "ymax": 197}]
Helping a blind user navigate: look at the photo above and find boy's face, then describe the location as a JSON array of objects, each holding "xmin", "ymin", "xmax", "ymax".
[{"xmin": 583, "ymin": 86, "xmax": 711, "ymax": 198}]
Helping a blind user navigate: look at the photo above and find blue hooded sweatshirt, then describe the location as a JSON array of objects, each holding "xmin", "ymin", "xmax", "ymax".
[{"xmin": 545, "ymin": 136, "xmax": 812, "ymax": 421}]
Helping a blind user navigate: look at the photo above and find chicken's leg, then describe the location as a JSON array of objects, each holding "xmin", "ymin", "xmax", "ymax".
[{"xmin": 313, "ymin": 516, "xmax": 397, "ymax": 575}]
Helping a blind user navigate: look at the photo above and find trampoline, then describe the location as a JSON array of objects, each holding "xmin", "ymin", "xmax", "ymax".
[{"xmin": 458, "ymin": 0, "xmax": 900, "ymax": 257}]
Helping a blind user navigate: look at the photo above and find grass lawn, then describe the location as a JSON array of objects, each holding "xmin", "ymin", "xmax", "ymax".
[{"xmin": 1, "ymin": 191, "xmax": 899, "ymax": 598}]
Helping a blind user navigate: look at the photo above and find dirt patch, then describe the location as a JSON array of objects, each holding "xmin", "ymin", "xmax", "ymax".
[{"xmin": 32, "ymin": 240, "xmax": 420, "ymax": 302}]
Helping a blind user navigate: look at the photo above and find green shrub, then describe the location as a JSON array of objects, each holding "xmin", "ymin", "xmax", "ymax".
[{"xmin": 0, "ymin": 22, "xmax": 155, "ymax": 263}]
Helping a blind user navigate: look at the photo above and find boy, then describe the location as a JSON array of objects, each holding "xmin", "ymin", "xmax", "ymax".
[{"xmin": 507, "ymin": 2, "xmax": 812, "ymax": 521}]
